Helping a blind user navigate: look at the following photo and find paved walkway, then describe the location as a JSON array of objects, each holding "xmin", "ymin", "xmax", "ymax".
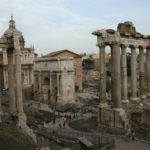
[{"xmin": 111, "ymin": 136, "xmax": 150, "ymax": 150}]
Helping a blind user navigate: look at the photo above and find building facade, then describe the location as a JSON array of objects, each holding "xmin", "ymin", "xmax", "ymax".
[
  {"xmin": 34, "ymin": 57, "xmax": 75, "ymax": 105},
  {"xmin": 43, "ymin": 49, "xmax": 82, "ymax": 91},
  {"xmin": 0, "ymin": 17, "xmax": 35, "ymax": 89}
]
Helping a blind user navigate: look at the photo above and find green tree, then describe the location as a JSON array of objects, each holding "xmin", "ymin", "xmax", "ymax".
[{"xmin": 82, "ymin": 58, "xmax": 94, "ymax": 70}]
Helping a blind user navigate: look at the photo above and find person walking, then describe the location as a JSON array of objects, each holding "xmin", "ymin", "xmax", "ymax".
[
  {"xmin": 63, "ymin": 121, "xmax": 66, "ymax": 128},
  {"xmin": 59, "ymin": 123, "xmax": 62, "ymax": 128}
]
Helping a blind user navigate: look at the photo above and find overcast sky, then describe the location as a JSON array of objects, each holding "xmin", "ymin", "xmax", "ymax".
[{"xmin": 0, "ymin": 0, "xmax": 150, "ymax": 55}]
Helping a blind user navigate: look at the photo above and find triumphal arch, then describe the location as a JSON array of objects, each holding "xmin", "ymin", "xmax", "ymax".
[{"xmin": 92, "ymin": 21, "xmax": 150, "ymax": 130}]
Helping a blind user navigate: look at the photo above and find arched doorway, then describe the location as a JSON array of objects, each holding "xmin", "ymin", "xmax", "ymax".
[{"xmin": 42, "ymin": 77, "xmax": 50, "ymax": 101}]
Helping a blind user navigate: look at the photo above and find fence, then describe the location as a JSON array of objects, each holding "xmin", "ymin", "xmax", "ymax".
[{"xmin": 51, "ymin": 128, "xmax": 115, "ymax": 148}]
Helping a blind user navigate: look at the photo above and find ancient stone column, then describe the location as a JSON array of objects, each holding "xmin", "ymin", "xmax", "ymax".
[
  {"xmin": 121, "ymin": 45, "xmax": 128, "ymax": 103},
  {"xmin": 14, "ymin": 34, "xmax": 26, "ymax": 124},
  {"xmin": 99, "ymin": 44, "xmax": 107, "ymax": 106},
  {"xmin": 130, "ymin": 46, "xmax": 138, "ymax": 101},
  {"xmin": 146, "ymin": 47, "xmax": 150, "ymax": 97},
  {"xmin": 7, "ymin": 48, "xmax": 16, "ymax": 114},
  {"xmin": 139, "ymin": 46, "xmax": 146, "ymax": 99},
  {"xmin": 111, "ymin": 42, "xmax": 121, "ymax": 108},
  {"xmin": 0, "ymin": 92, "xmax": 2, "ymax": 123}
]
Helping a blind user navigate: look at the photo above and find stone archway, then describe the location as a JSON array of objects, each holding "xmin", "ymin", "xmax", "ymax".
[{"xmin": 42, "ymin": 77, "xmax": 50, "ymax": 101}]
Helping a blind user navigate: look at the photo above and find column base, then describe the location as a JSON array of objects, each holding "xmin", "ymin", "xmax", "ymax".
[
  {"xmin": 147, "ymin": 93, "xmax": 150, "ymax": 98},
  {"xmin": 130, "ymin": 97, "xmax": 139, "ymax": 101},
  {"xmin": 98, "ymin": 107, "xmax": 129, "ymax": 130},
  {"xmin": 122, "ymin": 99, "xmax": 129, "ymax": 103},
  {"xmin": 140, "ymin": 95, "xmax": 146, "ymax": 100}
]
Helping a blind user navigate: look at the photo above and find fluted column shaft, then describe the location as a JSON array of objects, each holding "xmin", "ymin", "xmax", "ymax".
[
  {"xmin": 130, "ymin": 46, "xmax": 138, "ymax": 100},
  {"xmin": 99, "ymin": 45, "xmax": 106, "ymax": 104},
  {"xmin": 139, "ymin": 47, "xmax": 145, "ymax": 97},
  {"xmin": 7, "ymin": 48, "xmax": 16, "ymax": 114},
  {"xmin": 146, "ymin": 47, "xmax": 150, "ymax": 97},
  {"xmin": 121, "ymin": 45, "xmax": 128, "ymax": 101},
  {"xmin": 111, "ymin": 43, "xmax": 121, "ymax": 108}
]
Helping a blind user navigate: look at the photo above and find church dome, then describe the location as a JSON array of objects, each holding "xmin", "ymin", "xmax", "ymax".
[
  {"xmin": 3, "ymin": 15, "xmax": 25, "ymax": 48},
  {"xmin": 3, "ymin": 15, "xmax": 22, "ymax": 37}
]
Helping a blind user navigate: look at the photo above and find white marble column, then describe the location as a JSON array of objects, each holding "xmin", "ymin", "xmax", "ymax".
[
  {"xmin": 99, "ymin": 44, "xmax": 107, "ymax": 106},
  {"xmin": 121, "ymin": 45, "xmax": 128, "ymax": 103},
  {"xmin": 130, "ymin": 46, "xmax": 138, "ymax": 101},
  {"xmin": 139, "ymin": 46, "xmax": 146, "ymax": 99},
  {"xmin": 146, "ymin": 47, "xmax": 150, "ymax": 97},
  {"xmin": 7, "ymin": 48, "xmax": 16, "ymax": 114},
  {"xmin": 14, "ymin": 34, "xmax": 27, "ymax": 124},
  {"xmin": 111, "ymin": 42, "xmax": 121, "ymax": 108}
]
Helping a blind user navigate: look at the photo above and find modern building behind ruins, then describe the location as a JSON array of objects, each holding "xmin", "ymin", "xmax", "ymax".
[
  {"xmin": 34, "ymin": 57, "xmax": 75, "ymax": 105},
  {"xmin": 0, "ymin": 17, "xmax": 36, "ymax": 89},
  {"xmin": 43, "ymin": 49, "xmax": 82, "ymax": 91}
]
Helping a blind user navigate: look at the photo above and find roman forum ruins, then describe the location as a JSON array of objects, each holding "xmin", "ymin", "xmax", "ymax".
[
  {"xmin": 92, "ymin": 21, "xmax": 150, "ymax": 130},
  {"xmin": 0, "ymin": 16, "xmax": 36, "ymax": 142},
  {"xmin": 0, "ymin": 17, "xmax": 35, "ymax": 89}
]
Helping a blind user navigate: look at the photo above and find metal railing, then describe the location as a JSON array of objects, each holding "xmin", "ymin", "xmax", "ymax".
[{"xmin": 51, "ymin": 128, "xmax": 115, "ymax": 148}]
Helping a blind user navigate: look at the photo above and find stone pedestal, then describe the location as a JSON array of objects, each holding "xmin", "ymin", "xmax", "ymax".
[{"xmin": 98, "ymin": 106, "xmax": 129, "ymax": 130}]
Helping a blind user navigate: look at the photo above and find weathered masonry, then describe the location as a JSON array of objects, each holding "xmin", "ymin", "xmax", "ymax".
[
  {"xmin": 34, "ymin": 57, "xmax": 75, "ymax": 105},
  {"xmin": 0, "ymin": 17, "xmax": 35, "ymax": 89},
  {"xmin": 0, "ymin": 16, "xmax": 36, "ymax": 142},
  {"xmin": 92, "ymin": 21, "xmax": 150, "ymax": 130}
]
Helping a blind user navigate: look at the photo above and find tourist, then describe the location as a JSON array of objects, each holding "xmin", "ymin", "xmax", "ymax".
[
  {"xmin": 59, "ymin": 123, "xmax": 62, "ymax": 128},
  {"xmin": 131, "ymin": 130, "xmax": 135, "ymax": 140},
  {"xmin": 63, "ymin": 121, "xmax": 66, "ymax": 128}
]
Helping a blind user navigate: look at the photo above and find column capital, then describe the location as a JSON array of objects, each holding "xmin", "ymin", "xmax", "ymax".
[
  {"xmin": 110, "ymin": 41, "xmax": 120, "ymax": 46},
  {"xmin": 130, "ymin": 45, "xmax": 137, "ymax": 49},
  {"xmin": 146, "ymin": 46, "xmax": 150, "ymax": 50},
  {"xmin": 120, "ymin": 44, "xmax": 128, "ymax": 49},
  {"xmin": 96, "ymin": 43, "xmax": 105, "ymax": 48},
  {"xmin": 139, "ymin": 45, "xmax": 146, "ymax": 50}
]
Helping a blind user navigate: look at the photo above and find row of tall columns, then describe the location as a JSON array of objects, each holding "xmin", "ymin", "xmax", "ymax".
[{"xmin": 99, "ymin": 43, "xmax": 150, "ymax": 108}]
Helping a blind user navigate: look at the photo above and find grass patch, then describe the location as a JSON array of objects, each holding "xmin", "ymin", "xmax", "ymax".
[{"xmin": 0, "ymin": 123, "xmax": 36, "ymax": 150}]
